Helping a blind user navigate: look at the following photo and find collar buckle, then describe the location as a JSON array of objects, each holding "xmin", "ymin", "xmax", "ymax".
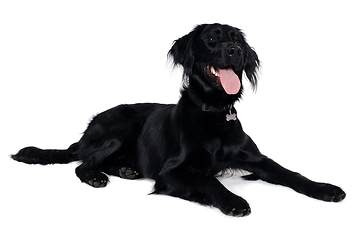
[{"xmin": 201, "ymin": 103, "xmax": 210, "ymax": 111}]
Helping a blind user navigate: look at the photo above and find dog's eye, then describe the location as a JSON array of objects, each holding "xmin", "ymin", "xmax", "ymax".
[
  {"xmin": 234, "ymin": 39, "xmax": 240, "ymax": 44},
  {"xmin": 207, "ymin": 36, "xmax": 216, "ymax": 43}
]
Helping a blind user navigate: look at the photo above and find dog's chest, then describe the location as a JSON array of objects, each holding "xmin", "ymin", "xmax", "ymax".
[{"xmin": 188, "ymin": 126, "xmax": 243, "ymax": 173}]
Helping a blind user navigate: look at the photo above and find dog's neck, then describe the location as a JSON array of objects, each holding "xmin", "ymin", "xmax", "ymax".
[{"xmin": 186, "ymin": 87, "xmax": 233, "ymax": 113}]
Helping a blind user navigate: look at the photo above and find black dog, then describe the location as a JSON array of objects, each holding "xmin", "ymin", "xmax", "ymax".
[{"xmin": 12, "ymin": 23, "xmax": 345, "ymax": 216}]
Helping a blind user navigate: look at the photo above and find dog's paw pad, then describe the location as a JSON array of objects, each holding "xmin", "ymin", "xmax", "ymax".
[
  {"xmin": 88, "ymin": 177, "xmax": 108, "ymax": 188},
  {"xmin": 119, "ymin": 167, "xmax": 139, "ymax": 179},
  {"xmin": 226, "ymin": 207, "xmax": 251, "ymax": 217}
]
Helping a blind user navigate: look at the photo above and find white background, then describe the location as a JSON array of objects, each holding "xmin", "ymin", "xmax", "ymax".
[{"xmin": 1, "ymin": 0, "xmax": 359, "ymax": 239}]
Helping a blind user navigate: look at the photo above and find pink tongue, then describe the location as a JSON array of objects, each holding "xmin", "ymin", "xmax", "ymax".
[{"xmin": 217, "ymin": 68, "xmax": 241, "ymax": 95}]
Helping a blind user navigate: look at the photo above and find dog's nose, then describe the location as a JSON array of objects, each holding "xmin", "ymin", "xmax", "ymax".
[{"xmin": 226, "ymin": 45, "xmax": 242, "ymax": 57}]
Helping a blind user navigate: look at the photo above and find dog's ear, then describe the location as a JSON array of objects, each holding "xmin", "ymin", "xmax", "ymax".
[
  {"xmin": 234, "ymin": 29, "xmax": 260, "ymax": 92},
  {"xmin": 243, "ymin": 41, "xmax": 260, "ymax": 91},
  {"xmin": 168, "ymin": 25, "xmax": 206, "ymax": 78}
]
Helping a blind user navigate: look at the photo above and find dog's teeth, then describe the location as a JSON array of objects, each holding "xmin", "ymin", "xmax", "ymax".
[{"xmin": 210, "ymin": 66, "xmax": 219, "ymax": 77}]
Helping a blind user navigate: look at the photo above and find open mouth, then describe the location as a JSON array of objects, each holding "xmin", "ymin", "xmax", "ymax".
[
  {"xmin": 206, "ymin": 65, "xmax": 241, "ymax": 95},
  {"xmin": 208, "ymin": 65, "xmax": 221, "ymax": 78}
]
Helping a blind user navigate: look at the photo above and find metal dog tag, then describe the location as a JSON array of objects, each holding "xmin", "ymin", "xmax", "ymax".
[
  {"xmin": 226, "ymin": 113, "xmax": 237, "ymax": 121},
  {"xmin": 226, "ymin": 105, "xmax": 237, "ymax": 121}
]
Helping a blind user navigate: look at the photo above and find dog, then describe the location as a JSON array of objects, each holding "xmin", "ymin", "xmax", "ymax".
[{"xmin": 11, "ymin": 23, "xmax": 346, "ymax": 216}]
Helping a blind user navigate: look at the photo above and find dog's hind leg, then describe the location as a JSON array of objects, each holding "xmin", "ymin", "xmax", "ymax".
[
  {"xmin": 75, "ymin": 139, "xmax": 121, "ymax": 188},
  {"xmin": 102, "ymin": 165, "xmax": 140, "ymax": 180},
  {"xmin": 100, "ymin": 155, "xmax": 142, "ymax": 180}
]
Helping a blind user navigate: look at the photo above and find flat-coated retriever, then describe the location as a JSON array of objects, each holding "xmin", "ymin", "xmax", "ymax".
[{"xmin": 12, "ymin": 23, "xmax": 346, "ymax": 216}]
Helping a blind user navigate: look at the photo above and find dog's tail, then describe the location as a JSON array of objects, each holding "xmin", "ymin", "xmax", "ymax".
[{"xmin": 11, "ymin": 143, "xmax": 79, "ymax": 165}]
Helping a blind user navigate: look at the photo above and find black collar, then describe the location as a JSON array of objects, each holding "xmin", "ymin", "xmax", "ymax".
[{"xmin": 187, "ymin": 88, "xmax": 233, "ymax": 112}]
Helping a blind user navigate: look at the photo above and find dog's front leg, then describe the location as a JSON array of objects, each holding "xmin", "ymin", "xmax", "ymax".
[
  {"xmin": 153, "ymin": 170, "xmax": 251, "ymax": 217},
  {"xmin": 242, "ymin": 156, "xmax": 346, "ymax": 202}
]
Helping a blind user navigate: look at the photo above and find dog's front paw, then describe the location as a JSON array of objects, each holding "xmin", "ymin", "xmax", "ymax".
[
  {"xmin": 216, "ymin": 195, "xmax": 251, "ymax": 217},
  {"xmin": 309, "ymin": 183, "xmax": 346, "ymax": 202},
  {"xmin": 225, "ymin": 206, "xmax": 251, "ymax": 217}
]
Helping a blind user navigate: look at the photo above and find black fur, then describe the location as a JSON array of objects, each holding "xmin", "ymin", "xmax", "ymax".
[{"xmin": 11, "ymin": 23, "xmax": 345, "ymax": 216}]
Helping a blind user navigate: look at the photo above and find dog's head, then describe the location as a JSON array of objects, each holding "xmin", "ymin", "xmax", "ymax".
[{"xmin": 169, "ymin": 24, "xmax": 260, "ymax": 101}]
